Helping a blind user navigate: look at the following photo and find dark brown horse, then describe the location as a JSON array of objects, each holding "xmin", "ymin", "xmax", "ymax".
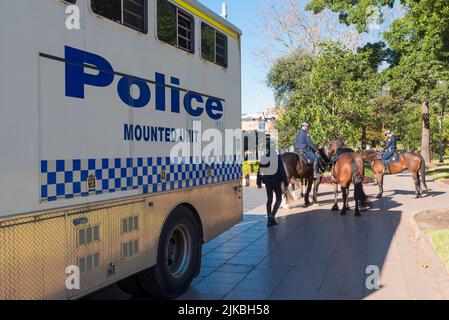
[
  {"xmin": 281, "ymin": 149, "xmax": 328, "ymax": 207},
  {"xmin": 360, "ymin": 149, "xmax": 428, "ymax": 199},
  {"xmin": 324, "ymin": 139, "xmax": 369, "ymax": 217}
]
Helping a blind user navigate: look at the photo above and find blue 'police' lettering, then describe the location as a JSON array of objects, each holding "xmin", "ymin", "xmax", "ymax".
[
  {"xmin": 155, "ymin": 72, "xmax": 166, "ymax": 112},
  {"xmin": 117, "ymin": 76, "xmax": 151, "ymax": 108},
  {"xmin": 65, "ymin": 46, "xmax": 223, "ymax": 121},
  {"xmin": 206, "ymin": 98, "xmax": 224, "ymax": 120},
  {"xmin": 65, "ymin": 46, "xmax": 114, "ymax": 99},
  {"xmin": 184, "ymin": 92, "xmax": 204, "ymax": 117},
  {"xmin": 170, "ymin": 77, "xmax": 181, "ymax": 114}
]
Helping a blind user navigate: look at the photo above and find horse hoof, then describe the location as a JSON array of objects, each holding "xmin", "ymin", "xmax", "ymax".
[
  {"xmin": 331, "ymin": 205, "xmax": 339, "ymax": 212},
  {"xmin": 415, "ymin": 194, "xmax": 423, "ymax": 199},
  {"xmin": 355, "ymin": 212, "xmax": 362, "ymax": 217},
  {"xmin": 304, "ymin": 202, "xmax": 311, "ymax": 207},
  {"xmin": 340, "ymin": 211, "xmax": 347, "ymax": 216},
  {"xmin": 376, "ymin": 194, "xmax": 382, "ymax": 199}
]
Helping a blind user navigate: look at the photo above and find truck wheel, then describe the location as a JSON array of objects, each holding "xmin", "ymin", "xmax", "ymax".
[
  {"xmin": 117, "ymin": 274, "xmax": 144, "ymax": 296},
  {"xmin": 138, "ymin": 206, "xmax": 201, "ymax": 299}
]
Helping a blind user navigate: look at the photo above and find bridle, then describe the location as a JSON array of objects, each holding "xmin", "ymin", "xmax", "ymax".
[{"xmin": 363, "ymin": 151, "xmax": 382, "ymax": 166}]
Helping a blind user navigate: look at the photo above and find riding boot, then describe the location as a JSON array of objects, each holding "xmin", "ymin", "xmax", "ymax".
[
  {"xmin": 383, "ymin": 163, "xmax": 390, "ymax": 174},
  {"xmin": 313, "ymin": 159, "xmax": 322, "ymax": 179}
]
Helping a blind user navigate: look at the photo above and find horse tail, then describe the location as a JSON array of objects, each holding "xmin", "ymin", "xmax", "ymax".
[
  {"xmin": 419, "ymin": 156, "xmax": 428, "ymax": 191},
  {"xmin": 351, "ymin": 160, "xmax": 369, "ymax": 209}
]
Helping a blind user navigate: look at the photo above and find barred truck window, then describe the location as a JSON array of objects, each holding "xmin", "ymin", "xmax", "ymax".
[
  {"xmin": 91, "ymin": 0, "xmax": 147, "ymax": 33},
  {"xmin": 157, "ymin": 0, "xmax": 195, "ymax": 53},
  {"xmin": 201, "ymin": 23, "xmax": 228, "ymax": 68}
]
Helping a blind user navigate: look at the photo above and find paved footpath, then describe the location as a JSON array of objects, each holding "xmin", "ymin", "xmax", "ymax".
[{"xmin": 178, "ymin": 174, "xmax": 449, "ymax": 300}]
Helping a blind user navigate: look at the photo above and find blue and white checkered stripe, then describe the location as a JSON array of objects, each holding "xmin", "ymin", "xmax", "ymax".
[{"xmin": 40, "ymin": 156, "xmax": 242, "ymax": 202}]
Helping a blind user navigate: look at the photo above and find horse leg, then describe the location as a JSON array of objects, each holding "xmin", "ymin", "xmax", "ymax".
[
  {"xmin": 281, "ymin": 187, "xmax": 293, "ymax": 209},
  {"xmin": 354, "ymin": 190, "xmax": 361, "ymax": 217},
  {"xmin": 312, "ymin": 177, "xmax": 321, "ymax": 206},
  {"xmin": 304, "ymin": 178, "xmax": 313, "ymax": 207},
  {"xmin": 331, "ymin": 182, "xmax": 339, "ymax": 211},
  {"xmin": 291, "ymin": 183, "xmax": 298, "ymax": 200},
  {"xmin": 412, "ymin": 172, "xmax": 422, "ymax": 198},
  {"xmin": 341, "ymin": 187, "xmax": 348, "ymax": 216},
  {"xmin": 376, "ymin": 173, "xmax": 384, "ymax": 199},
  {"xmin": 300, "ymin": 180, "xmax": 305, "ymax": 198}
]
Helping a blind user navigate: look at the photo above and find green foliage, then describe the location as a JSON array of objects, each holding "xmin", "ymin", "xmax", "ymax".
[
  {"xmin": 269, "ymin": 42, "xmax": 381, "ymax": 149},
  {"xmin": 242, "ymin": 161, "xmax": 260, "ymax": 176},
  {"xmin": 285, "ymin": 0, "xmax": 449, "ymax": 158},
  {"xmin": 306, "ymin": 0, "xmax": 396, "ymax": 33}
]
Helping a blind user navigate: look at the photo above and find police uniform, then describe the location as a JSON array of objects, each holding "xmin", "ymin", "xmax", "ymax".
[
  {"xmin": 382, "ymin": 135, "xmax": 397, "ymax": 162},
  {"xmin": 294, "ymin": 129, "xmax": 318, "ymax": 162}
]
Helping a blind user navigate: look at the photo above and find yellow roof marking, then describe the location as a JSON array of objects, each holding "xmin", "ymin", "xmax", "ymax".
[{"xmin": 171, "ymin": 0, "xmax": 239, "ymax": 39}]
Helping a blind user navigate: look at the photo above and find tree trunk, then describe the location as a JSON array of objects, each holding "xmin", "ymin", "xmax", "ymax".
[
  {"xmin": 421, "ymin": 101, "xmax": 431, "ymax": 165},
  {"xmin": 361, "ymin": 126, "xmax": 367, "ymax": 150}
]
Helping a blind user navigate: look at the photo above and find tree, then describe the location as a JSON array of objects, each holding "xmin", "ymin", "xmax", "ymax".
[
  {"xmin": 268, "ymin": 42, "xmax": 381, "ymax": 149},
  {"xmin": 259, "ymin": 0, "xmax": 362, "ymax": 62},
  {"xmin": 305, "ymin": 0, "xmax": 449, "ymax": 164}
]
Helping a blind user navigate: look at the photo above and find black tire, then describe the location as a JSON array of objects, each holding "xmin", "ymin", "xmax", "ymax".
[
  {"xmin": 117, "ymin": 274, "xmax": 145, "ymax": 296},
  {"xmin": 138, "ymin": 206, "xmax": 201, "ymax": 299}
]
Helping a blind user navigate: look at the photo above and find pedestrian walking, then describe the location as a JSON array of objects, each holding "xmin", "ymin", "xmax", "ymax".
[{"xmin": 257, "ymin": 149, "xmax": 289, "ymax": 227}]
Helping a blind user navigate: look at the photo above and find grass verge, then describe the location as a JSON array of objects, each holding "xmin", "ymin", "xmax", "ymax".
[
  {"xmin": 428, "ymin": 164, "xmax": 449, "ymax": 181},
  {"xmin": 426, "ymin": 229, "xmax": 449, "ymax": 271}
]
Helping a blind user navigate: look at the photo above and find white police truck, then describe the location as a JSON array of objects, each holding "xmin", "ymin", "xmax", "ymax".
[{"xmin": 0, "ymin": 0, "xmax": 242, "ymax": 299}]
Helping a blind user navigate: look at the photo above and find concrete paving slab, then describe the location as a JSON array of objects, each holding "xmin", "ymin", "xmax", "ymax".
[{"xmin": 88, "ymin": 173, "xmax": 449, "ymax": 300}]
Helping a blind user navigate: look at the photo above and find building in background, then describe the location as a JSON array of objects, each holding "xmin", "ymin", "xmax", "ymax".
[{"xmin": 242, "ymin": 106, "xmax": 280, "ymax": 161}]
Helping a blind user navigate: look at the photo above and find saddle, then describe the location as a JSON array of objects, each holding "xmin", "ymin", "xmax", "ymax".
[
  {"xmin": 295, "ymin": 150, "xmax": 313, "ymax": 165},
  {"xmin": 384, "ymin": 152, "xmax": 401, "ymax": 164}
]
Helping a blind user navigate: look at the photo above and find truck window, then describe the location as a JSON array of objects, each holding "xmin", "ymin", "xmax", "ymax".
[
  {"xmin": 157, "ymin": 0, "xmax": 194, "ymax": 53},
  {"xmin": 91, "ymin": 0, "xmax": 147, "ymax": 33},
  {"xmin": 201, "ymin": 23, "xmax": 228, "ymax": 68}
]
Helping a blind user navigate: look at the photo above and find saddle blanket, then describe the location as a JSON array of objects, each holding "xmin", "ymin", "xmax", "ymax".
[{"xmin": 384, "ymin": 153, "xmax": 401, "ymax": 164}]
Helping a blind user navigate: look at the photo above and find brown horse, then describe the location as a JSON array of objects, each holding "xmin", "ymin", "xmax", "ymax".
[
  {"xmin": 281, "ymin": 150, "xmax": 328, "ymax": 207},
  {"xmin": 324, "ymin": 139, "xmax": 369, "ymax": 217},
  {"xmin": 360, "ymin": 149, "xmax": 428, "ymax": 199}
]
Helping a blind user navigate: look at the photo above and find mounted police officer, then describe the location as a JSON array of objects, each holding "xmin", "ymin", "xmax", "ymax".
[
  {"xmin": 382, "ymin": 129, "xmax": 398, "ymax": 174},
  {"xmin": 294, "ymin": 121, "xmax": 322, "ymax": 178}
]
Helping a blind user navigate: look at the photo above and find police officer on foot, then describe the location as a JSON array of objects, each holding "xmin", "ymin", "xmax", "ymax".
[
  {"xmin": 294, "ymin": 121, "xmax": 322, "ymax": 179},
  {"xmin": 257, "ymin": 141, "xmax": 289, "ymax": 227},
  {"xmin": 382, "ymin": 129, "xmax": 397, "ymax": 174}
]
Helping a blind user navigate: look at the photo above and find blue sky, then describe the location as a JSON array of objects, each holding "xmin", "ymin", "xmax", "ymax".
[
  {"xmin": 201, "ymin": 0, "xmax": 403, "ymax": 114},
  {"xmin": 202, "ymin": 0, "xmax": 275, "ymax": 114}
]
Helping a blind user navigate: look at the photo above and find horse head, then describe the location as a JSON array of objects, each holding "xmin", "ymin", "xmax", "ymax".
[
  {"xmin": 360, "ymin": 149, "xmax": 379, "ymax": 162},
  {"xmin": 324, "ymin": 138, "xmax": 345, "ymax": 158},
  {"xmin": 317, "ymin": 148, "xmax": 331, "ymax": 166}
]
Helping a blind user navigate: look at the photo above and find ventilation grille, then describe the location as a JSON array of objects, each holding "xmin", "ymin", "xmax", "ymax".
[
  {"xmin": 122, "ymin": 240, "xmax": 139, "ymax": 259},
  {"xmin": 78, "ymin": 225, "xmax": 100, "ymax": 246},
  {"xmin": 78, "ymin": 253, "xmax": 100, "ymax": 274},
  {"xmin": 122, "ymin": 216, "xmax": 139, "ymax": 234}
]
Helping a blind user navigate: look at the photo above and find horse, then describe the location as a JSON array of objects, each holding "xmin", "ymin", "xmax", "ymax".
[
  {"xmin": 360, "ymin": 149, "xmax": 428, "ymax": 199},
  {"xmin": 324, "ymin": 139, "xmax": 369, "ymax": 217},
  {"xmin": 281, "ymin": 149, "xmax": 329, "ymax": 208}
]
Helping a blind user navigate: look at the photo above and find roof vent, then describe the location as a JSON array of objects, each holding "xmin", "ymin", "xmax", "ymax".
[{"xmin": 221, "ymin": 2, "xmax": 228, "ymax": 19}]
